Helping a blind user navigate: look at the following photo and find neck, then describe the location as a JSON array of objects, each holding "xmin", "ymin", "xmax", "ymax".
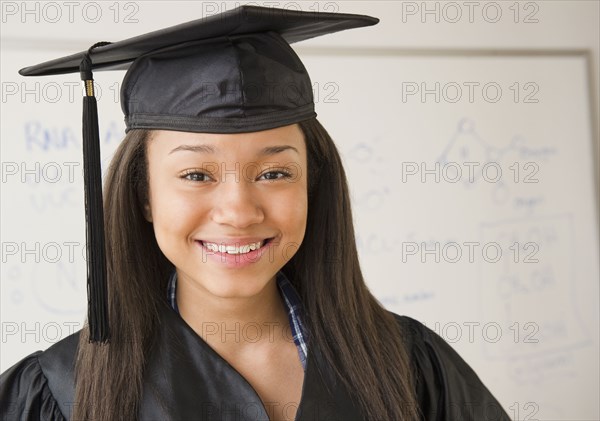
[{"xmin": 175, "ymin": 272, "xmax": 291, "ymax": 355}]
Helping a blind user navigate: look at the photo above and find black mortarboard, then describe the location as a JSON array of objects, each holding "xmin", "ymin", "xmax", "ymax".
[{"xmin": 18, "ymin": 5, "xmax": 379, "ymax": 344}]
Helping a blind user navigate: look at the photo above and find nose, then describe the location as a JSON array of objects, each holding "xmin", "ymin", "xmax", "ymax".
[{"xmin": 210, "ymin": 175, "xmax": 265, "ymax": 228}]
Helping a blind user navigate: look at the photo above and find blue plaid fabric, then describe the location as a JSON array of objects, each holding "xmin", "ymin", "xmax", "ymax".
[{"xmin": 167, "ymin": 270, "xmax": 308, "ymax": 370}]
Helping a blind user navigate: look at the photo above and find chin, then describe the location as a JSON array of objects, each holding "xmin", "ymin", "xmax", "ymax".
[{"xmin": 201, "ymin": 271, "xmax": 275, "ymax": 297}]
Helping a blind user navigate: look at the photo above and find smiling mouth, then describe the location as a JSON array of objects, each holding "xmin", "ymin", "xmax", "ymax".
[{"xmin": 197, "ymin": 238, "xmax": 274, "ymax": 255}]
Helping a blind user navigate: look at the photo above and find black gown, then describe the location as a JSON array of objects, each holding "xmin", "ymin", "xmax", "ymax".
[{"xmin": 0, "ymin": 300, "xmax": 511, "ymax": 421}]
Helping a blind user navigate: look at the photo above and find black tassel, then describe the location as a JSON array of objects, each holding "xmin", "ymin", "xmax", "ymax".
[{"xmin": 80, "ymin": 43, "xmax": 111, "ymax": 344}]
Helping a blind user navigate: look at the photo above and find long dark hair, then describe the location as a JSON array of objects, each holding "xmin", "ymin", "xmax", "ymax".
[{"xmin": 73, "ymin": 118, "xmax": 419, "ymax": 420}]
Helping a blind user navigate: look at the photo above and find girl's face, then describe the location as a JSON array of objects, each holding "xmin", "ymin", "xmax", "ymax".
[{"xmin": 144, "ymin": 124, "xmax": 308, "ymax": 298}]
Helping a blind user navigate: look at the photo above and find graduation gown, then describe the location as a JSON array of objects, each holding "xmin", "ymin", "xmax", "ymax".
[{"xmin": 0, "ymin": 300, "xmax": 510, "ymax": 421}]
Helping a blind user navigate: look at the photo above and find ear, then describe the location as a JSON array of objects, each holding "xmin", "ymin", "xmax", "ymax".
[{"xmin": 143, "ymin": 203, "xmax": 153, "ymax": 223}]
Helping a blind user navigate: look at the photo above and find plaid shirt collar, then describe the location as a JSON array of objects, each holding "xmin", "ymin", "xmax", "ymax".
[{"xmin": 167, "ymin": 270, "xmax": 308, "ymax": 371}]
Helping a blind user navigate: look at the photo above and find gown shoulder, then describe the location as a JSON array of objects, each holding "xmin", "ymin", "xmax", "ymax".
[
  {"xmin": 389, "ymin": 312, "xmax": 511, "ymax": 421},
  {"xmin": 0, "ymin": 351, "xmax": 66, "ymax": 421},
  {"xmin": 0, "ymin": 331, "xmax": 80, "ymax": 421}
]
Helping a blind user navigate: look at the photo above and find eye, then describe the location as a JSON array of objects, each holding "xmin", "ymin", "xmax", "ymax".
[
  {"xmin": 258, "ymin": 170, "xmax": 292, "ymax": 181},
  {"xmin": 180, "ymin": 170, "xmax": 212, "ymax": 183}
]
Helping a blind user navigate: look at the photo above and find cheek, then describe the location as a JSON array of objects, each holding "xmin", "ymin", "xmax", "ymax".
[
  {"xmin": 149, "ymin": 181, "xmax": 209, "ymax": 242},
  {"xmin": 270, "ymin": 183, "xmax": 308, "ymax": 239},
  {"xmin": 151, "ymin": 197, "xmax": 213, "ymax": 269},
  {"xmin": 270, "ymin": 186, "xmax": 307, "ymax": 262}
]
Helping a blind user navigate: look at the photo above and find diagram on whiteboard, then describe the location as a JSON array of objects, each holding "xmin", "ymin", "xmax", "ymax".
[{"xmin": 437, "ymin": 117, "xmax": 558, "ymax": 210}]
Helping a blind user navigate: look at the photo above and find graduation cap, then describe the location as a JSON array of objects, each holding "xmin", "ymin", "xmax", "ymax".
[{"xmin": 19, "ymin": 5, "xmax": 379, "ymax": 344}]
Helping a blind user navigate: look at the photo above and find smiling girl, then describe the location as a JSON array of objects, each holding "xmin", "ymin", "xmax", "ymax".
[{"xmin": 0, "ymin": 6, "xmax": 510, "ymax": 421}]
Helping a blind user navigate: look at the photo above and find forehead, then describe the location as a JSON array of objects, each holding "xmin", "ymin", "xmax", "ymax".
[{"xmin": 148, "ymin": 124, "xmax": 306, "ymax": 157}]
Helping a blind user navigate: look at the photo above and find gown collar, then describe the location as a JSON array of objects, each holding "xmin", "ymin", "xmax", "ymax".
[
  {"xmin": 166, "ymin": 270, "xmax": 309, "ymax": 371},
  {"xmin": 139, "ymin": 298, "xmax": 365, "ymax": 420}
]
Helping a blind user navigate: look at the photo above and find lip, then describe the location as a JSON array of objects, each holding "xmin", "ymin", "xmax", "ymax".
[
  {"xmin": 197, "ymin": 237, "xmax": 272, "ymax": 247},
  {"xmin": 195, "ymin": 236, "xmax": 277, "ymax": 269}
]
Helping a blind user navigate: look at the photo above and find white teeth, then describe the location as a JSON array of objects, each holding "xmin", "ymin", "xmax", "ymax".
[
  {"xmin": 203, "ymin": 241, "xmax": 263, "ymax": 254},
  {"xmin": 204, "ymin": 243, "xmax": 219, "ymax": 252}
]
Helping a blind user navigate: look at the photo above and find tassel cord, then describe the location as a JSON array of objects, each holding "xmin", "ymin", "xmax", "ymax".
[{"xmin": 80, "ymin": 41, "xmax": 112, "ymax": 344}]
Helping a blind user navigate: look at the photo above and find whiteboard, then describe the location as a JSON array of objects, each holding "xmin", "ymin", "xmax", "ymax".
[{"xmin": 1, "ymin": 43, "xmax": 598, "ymax": 420}]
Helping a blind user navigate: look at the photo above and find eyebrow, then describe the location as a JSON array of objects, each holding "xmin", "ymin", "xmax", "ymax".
[
  {"xmin": 259, "ymin": 145, "xmax": 299, "ymax": 156},
  {"xmin": 169, "ymin": 144, "xmax": 299, "ymax": 156},
  {"xmin": 169, "ymin": 144, "xmax": 216, "ymax": 155}
]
